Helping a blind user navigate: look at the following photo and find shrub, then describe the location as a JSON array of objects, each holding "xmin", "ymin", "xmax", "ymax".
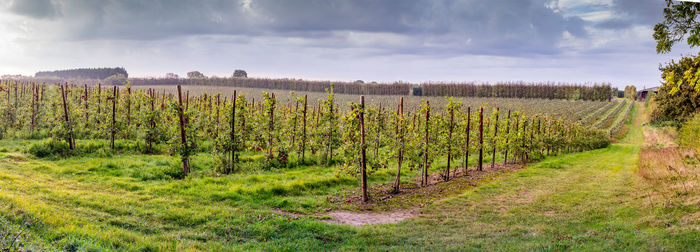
[
  {"xmin": 28, "ymin": 138, "xmax": 72, "ymax": 158},
  {"xmin": 652, "ymin": 54, "xmax": 700, "ymax": 122},
  {"xmin": 164, "ymin": 162, "xmax": 187, "ymax": 180},
  {"xmin": 412, "ymin": 86, "xmax": 422, "ymax": 96},
  {"xmin": 679, "ymin": 113, "xmax": 700, "ymax": 155}
]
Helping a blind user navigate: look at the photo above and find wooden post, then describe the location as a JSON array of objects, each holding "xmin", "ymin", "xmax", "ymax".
[
  {"xmin": 291, "ymin": 100, "xmax": 299, "ymax": 147},
  {"xmin": 464, "ymin": 107, "xmax": 471, "ymax": 174},
  {"xmin": 374, "ymin": 102, "xmax": 382, "ymax": 158},
  {"xmin": 111, "ymin": 86, "xmax": 117, "ymax": 150},
  {"xmin": 422, "ymin": 101, "xmax": 430, "ymax": 187},
  {"xmin": 127, "ymin": 87, "xmax": 131, "ymax": 127},
  {"xmin": 230, "ymin": 90, "xmax": 237, "ymax": 173},
  {"xmin": 30, "ymin": 85, "xmax": 36, "ymax": 132},
  {"xmin": 492, "ymin": 108, "xmax": 499, "ymax": 168},
  {"xmin": 392, "ymin": 97, "xmax": 404, "ymax": 193},
  {"xmin": 514, "ymin": 116, "xmax": 520, "ymax": 161},
  {"xmin": 84, "ymin": 84, "xmax": 89, "ymax": 124},
  {"xmin": 522, "ymin": 118, "xmax": 529, "ymax": 163},
  {"xmin": 537, "ymin": 118, "xmax": 542, "ymax": 156},
  {"xmin": 13, "ymin": 82, "xmax": 17, "ymax": 117},
  {"xmin": 302, "ymin": 95, "xmax": 308, "ymax": 161},
  {"xmin": 327, "ymin": 98, "xmax": 334, "ymax": 165},
  {"xmin": 267, "ymin": 93, "xmax": 275, "ymax": 160},
  {"xmin": 528, "ymin": 116, "xmax": 535, "ymax": 161},
  {"xmin": 148, "ymin": 89, "xmax": 155, "ymax": 153},
  {"xmin": 216, "ymin": 94, "xmax": 221, "ymax": 131},
  {"xmin": 185, "ymin": 91, "xmax": 190, "ymax": 111},
  {"xmin": 547, "ymin": 119, "xmax": 552, "ymax": 156},
  {"xmin": 360, "ymin": 96, "xmax": 368, "ymax": 202},
  {"xmin": 446, "ymin": 104, "xmax": 454, "ymax": 181},
  {"xmin": 478, "ymin": 107, "xmax": 484, "ymax": 171},
  {"xmin": 97, "ymin": 83, "xmax": 101, "ymax": 123},
  {"xmin": 60, "ymin": 84, "xmax": 75, "ymax": 150},
  {"xmin": 503, "ymin": 110, "xmax": 511, "ymax": 165},
  {"xmin": 176, "ymin": 85, "xmax": 190, "ymax": 174}
]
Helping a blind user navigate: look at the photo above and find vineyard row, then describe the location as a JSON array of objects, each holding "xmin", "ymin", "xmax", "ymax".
[{"xmin": 0, "ymin": 81, "xmax": 613, "ymax": 197}]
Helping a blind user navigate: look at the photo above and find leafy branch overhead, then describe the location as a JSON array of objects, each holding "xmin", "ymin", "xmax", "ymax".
[
  {"xmin": 654, "ymin": 0, "xmax": 700, "ymax": 54},
  {"xmin": 651, "ymin": 0, "xmax": 700, "ymax": 123}
]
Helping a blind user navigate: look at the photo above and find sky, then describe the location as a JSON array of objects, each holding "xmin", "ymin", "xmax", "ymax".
[{"xmin": 0, "ymin": 0, "xmax": 696, "ymax": 89}]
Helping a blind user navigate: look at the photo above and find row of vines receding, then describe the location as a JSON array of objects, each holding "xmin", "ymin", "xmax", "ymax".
[{"xmin": 0, "ymin": 80, "xmax": 611, "ymax": 199}]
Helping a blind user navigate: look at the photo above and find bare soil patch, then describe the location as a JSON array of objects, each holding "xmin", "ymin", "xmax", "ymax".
[
  {"xmin": 322, "ymin": 210, "xmax": 418, "ymax": 225},
  {"xmin": 272, "ymin": 163, "xmax": 524, "ymax": 225},
  {"xmin": 320, "ymin": 163, "xmax": 524, "ymax": 225}
]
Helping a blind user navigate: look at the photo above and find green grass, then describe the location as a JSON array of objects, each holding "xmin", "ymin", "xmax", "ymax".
[{"xmin": 0, "ymin": 103, "xmax": 697, "ymax": 251}]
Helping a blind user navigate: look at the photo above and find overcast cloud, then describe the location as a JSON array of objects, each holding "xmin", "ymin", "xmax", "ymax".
[{"xmin": 0, "ymin": 0, "xmax": 694, "ymax": 88}]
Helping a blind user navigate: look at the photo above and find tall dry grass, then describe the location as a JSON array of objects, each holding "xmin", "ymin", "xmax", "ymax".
[
  {"xmin": 638, "ymin": 147, "xmax": 698, "ymax": 207},
  {"xmin": 638, "ymin": 120, "xmax": 699, "ymax": 235}
]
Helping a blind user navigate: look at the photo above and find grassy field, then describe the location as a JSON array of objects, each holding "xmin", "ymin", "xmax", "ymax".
[{"xmin": 1, "ymin": 102, "xmax": 698, "ymax": 251}]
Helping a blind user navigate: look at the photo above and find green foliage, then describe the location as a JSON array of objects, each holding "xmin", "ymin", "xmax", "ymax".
[
  {"xmin": 411, "ymin": 86, "xmax": 422, "ymax": 96},
  {"xmin": 337, "ymin": 103, "xmax": 362, "ymax": 176},
  {"xmin": 652, "ymin": 54, "xmax": 700, "ymax": 122},
  {"xmin": 233, "ymin": 69, "xmax": 247, "ymax": 78},
  {"xmin": 652, "ymin": 1, "xmax": 700, "ymax": 124},
  {"xmin": 0, "ymin": 80, "xmax": 614, "ymax": 182},
  {"xmin": 653, "ymin": 0, "xmax": 700, "ymax": 54},
  {"xmin": 679, "ymin": 113, "xmax": 700, "ymax": 155},
  {"xmin": 261, "ymin": 92, "xmax": 277, "ymax": 164},
  {"xmin": 320, "ymin": 86, "xmax": 339, "ymax": 165},
  {"xmin": 623, "ymin": 85, "xmax": 637, "ymax": 100},
  {"xmin": 34, "ymin": 67, "xmax": 128, "ymax": 79},
  {"xmin": 27, "ymin": 138, "xmax": 71, "ymax": 158},
  {"xmin": 662, "ymin": 53, "xmax": 700, "ymax": 95},
  {"xmin": 104, "ymin": 74, "xmax": 128, "ymax": 86},
  {"xmin": 187, "ymin": 71, "xmax": 206, "ymax": 79},
  {"xmin": 1, "ymin": 81, "xmax": 698, "ymax": 251}
]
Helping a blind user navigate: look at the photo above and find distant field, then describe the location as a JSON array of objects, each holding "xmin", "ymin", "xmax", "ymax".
[{"xmin": 136, "ymin": 84, "xmax": 611, "ymax": 122}]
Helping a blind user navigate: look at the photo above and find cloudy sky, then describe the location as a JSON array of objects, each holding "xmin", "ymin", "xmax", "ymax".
[{"xmin": 0, "ymin": 0, "xmax": 695, "ymax": 88}]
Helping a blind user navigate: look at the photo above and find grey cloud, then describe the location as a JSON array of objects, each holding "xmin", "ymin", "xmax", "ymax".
[
  {"xmin": 598, "ymin": 0, "xmax": 665, "ymax": 29},
  {"xmin": 9, "ymin": 0, "xmax": 60, "ymax": 19},
  {"xmin": 4, "ymin": 0, "xmax": 589, "ymax": 56}
]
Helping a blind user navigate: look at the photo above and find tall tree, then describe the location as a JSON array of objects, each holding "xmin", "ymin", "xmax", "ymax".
[
  {"xmin": 187, "ymin": 71, "xmax": 206, "ymax": 79},
  {"xmin": 652, "ymin": 0, "xmax": 700, "ymax": 122},
  {"xmin": 654, "ymin": 0, "xmax": 700, "ymax": 54},
  {"xmin": 233, "ymin": 70, "xmax": 248, "ymax": 78}
]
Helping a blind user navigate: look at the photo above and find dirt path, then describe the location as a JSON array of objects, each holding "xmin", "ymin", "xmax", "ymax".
[{"xmin": 322, "ymin": 210, "xmax": 418, "ymax": 225}]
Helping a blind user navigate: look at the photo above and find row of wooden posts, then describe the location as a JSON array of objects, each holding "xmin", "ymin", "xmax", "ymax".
[
  {"xmin": 23, "ymin": 83, "xmax": 561, "ymax": 204},
  {"xmin": 355, "ymin": 96, "xmax": 506, "ymax": 202},
  {"xmin": 57, "ymin": 84, "xmax": 126, "ymax": 152}
]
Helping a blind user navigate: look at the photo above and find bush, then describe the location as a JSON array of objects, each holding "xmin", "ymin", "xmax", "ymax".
[
  {"xmin": 679, "ymin": 113, "xmax": 700, "ymax": 155},
  {"xmin": 164, "ymin": 162, "xmax": 187, "ymax": 180},
  {"xmin": 652, "ymin": 55, "xmax": 700, "ymax": 122},
  {"xmin": 28, "ymin": 138, "xmax": 72, "ymax": 158},
  {"xmin": 412, "ymin": 86, "xmax": 422, "ymax": 96},
  {"xmin": 104, "ymin": 74, "xmax": 128, "ymax": 85}
]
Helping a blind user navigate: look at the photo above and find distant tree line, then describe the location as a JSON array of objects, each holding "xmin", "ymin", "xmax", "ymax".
[
  {"xmin": 129, "ymin": 77, "xmax": 612, "ymax": 100},
  {"xmin": 35, "ymin": 67, "xmax": 128, "ymax": 80},
  {"xmin": 420, "ymin": 82, "xmax": 613, "ymax": 101},
  {"xmin": 130, "ymin": 77, "xmax": 412, "ymax": 96}
]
